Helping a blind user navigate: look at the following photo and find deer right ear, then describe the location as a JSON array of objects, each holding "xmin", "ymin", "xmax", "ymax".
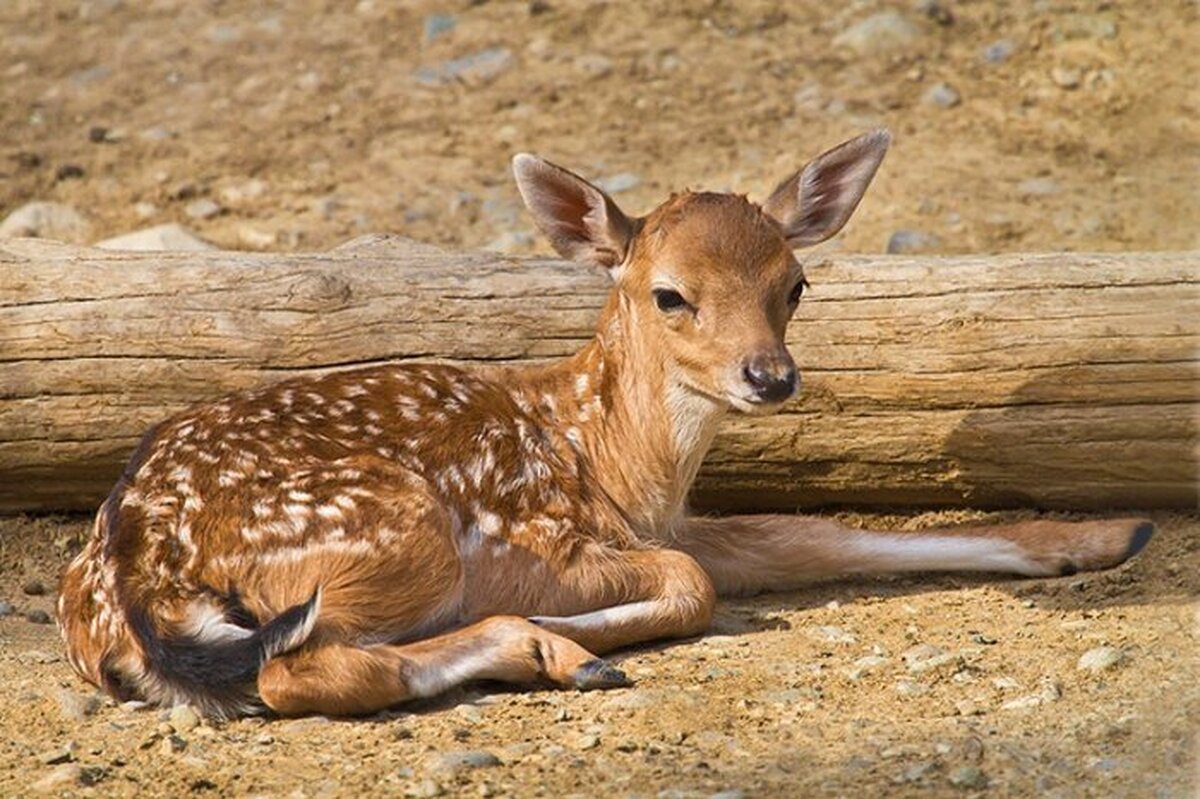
[{"xmin": 512, "ymin": 154, "xmax": 634, "ymax": 275}]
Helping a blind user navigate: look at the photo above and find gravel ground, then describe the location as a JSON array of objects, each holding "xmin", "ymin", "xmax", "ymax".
[{"xmin": 1, "ymin": 510, "xmax": 1196, "ymax": 797}]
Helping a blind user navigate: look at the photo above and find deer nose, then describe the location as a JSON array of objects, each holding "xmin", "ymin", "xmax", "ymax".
[{"xmin": 742, "ymin": 354, "xmax": 798, "ymax": 403}]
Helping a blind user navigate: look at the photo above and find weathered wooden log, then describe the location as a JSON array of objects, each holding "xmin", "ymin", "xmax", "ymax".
[{"xmin": 1, "ymin": 235, "xmax": 1196, "ymax": 513}]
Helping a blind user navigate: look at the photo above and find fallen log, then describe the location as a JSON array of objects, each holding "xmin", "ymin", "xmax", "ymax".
[{"xmin": 1, "ymin": 235, "xmax": 1196, "ymax": 513}]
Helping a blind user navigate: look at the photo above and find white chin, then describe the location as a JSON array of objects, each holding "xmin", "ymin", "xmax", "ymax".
[{"xmin": 726, "ymin": 395, "xmax": 785, "ymax": 415}]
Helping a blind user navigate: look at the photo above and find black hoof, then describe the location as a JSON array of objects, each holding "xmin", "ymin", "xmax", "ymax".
[
  {"xmin": 572, "ymin": 659, "xmax": 631, "ymax": 691},
  {"xmin": 1124, "ymin": 521, "xmax": 1155, "ymax": 561}
]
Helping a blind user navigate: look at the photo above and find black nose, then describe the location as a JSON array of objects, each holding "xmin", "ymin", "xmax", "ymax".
[{"xmin": 743, "ymin": 361, "xmax": 798, "ymax": 403}]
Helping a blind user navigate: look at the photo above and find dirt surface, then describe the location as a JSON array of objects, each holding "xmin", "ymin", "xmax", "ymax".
[
  {"xmin": 2, "ymin": 1, "xmax": 1198, "ymax": 797},
  {"xmin": 0, "ymin": 511, "xmax": 1196, "ymax": 797},
  {"xmin": 1, "ymin": 1, "xmax": 1197, "ymax": 256}
]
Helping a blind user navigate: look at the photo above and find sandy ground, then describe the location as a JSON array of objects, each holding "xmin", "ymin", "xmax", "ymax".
[
  {"xmin": 0, "ymin": 511, "xmax": 1197, "ymax": 797},
  {"xmin": 1, "ymin": 1, "xmax": 1197, "ymax": 256},
  {"xmin": 2, "ymin": 1, "xmax": 1198, "ymax": 797}
]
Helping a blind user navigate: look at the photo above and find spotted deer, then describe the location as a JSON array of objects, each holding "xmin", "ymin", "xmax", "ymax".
[{"xmin": 58, "ymin": 130, "xmax": 1154, "ymax": 718}]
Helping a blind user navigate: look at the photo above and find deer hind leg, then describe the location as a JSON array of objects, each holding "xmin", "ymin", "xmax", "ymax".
[
  {"xmin": 671, "ymin": 515, "xmax": 1156, "ymax": 597},
  {"xmin": 257, "ymin": 615, "xmax": 622, "ymax": 716},
  {"xmin": 519, "ymin": 548, "xmax": 717, "ymax": 656}
]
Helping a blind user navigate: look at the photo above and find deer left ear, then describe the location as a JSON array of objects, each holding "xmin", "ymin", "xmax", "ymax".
[{"xmin": 763, "ymin": 129, "xmax": 891, "ymax": 248}]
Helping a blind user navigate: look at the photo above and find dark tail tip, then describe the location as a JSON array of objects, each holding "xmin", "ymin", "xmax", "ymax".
[
  {"xmin": 128, "ymin": 588, "xmax": 322, "ymax": 718},
  {"xmin": 1124, "ymin": 521, "xmax": 1155, "ymax": 562}
]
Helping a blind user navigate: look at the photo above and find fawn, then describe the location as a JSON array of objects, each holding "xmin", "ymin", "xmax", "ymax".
[{"xmin": 58, "ymin": 130, "xmax": 1154, "ymax": 718}]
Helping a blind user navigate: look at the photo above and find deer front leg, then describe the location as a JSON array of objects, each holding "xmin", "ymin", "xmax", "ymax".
[
  {"xmin": 670, "ymin": 515, "xmax": 1156, "ymax": 597},
  {"xmin": 525, "ymin": 548, "xmax": 717, "ymax": 655},
  {"xmin": 258, "ymin": 615, "xmax": 626, "ymax": 716}
]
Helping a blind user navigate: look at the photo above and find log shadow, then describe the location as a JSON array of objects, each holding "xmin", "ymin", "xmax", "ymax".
[{"xmin": 938, "ymin": 361, "xmax": 1197, "ymax": 511}]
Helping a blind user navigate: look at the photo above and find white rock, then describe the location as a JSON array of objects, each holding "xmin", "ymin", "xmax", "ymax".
[
  {"xmin": 1077, "ymin": 646, "xmax": 1126, "ymax": 673},
  {"xmin": 96, "ymin": 224, "xmax": 216, "ymax": 252},
  {"xmin": 833, "ymin": 11, "xmax": 923, "ymax": 55},
  {"xmin": 185, "ymin": 198, "xmax": 223, "ymax": 220},
  {"xmin": 0, "ymin": 202, "xmax": 93, "ymax": 243}
]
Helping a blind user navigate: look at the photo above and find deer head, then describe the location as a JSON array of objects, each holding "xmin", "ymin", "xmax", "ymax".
[{"xmin": 512, "ymin": 130, "xmax": 891, "ymax": 416}]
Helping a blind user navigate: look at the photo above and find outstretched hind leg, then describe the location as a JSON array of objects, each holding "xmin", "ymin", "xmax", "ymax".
[{"xmin": 257, "ymin": 615, "xmax": 628, "ymax": 717}]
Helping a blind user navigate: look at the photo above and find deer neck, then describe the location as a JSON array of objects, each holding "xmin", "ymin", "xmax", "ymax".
[{"xmin": 516, "ymin": 294, "xmax": 728, "ymax": 539}]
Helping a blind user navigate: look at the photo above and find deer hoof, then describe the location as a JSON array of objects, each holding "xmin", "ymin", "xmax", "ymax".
[{"xmin": 572, "ymin": 659, "xmax": 631, "ymax": 691}]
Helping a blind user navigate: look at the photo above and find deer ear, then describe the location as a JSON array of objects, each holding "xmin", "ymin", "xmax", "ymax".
[
  {"xmin": 512, "ymin": 153, "xmax": 634, "ymax": 274},
  {"xmin": 764, "ymin": 129, "xmax": 891, "ymax": 248}
]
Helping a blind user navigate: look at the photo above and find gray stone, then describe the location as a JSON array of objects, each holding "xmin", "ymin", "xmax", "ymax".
[
  {"xmin": 982, "ymin": 39, "xmax": 1014, "ymax": 64},
  {"xmin": 423, "ymin": 14, "xmax": 456, "ymax": 42},
  {"xmin": 833, "ymin": 11, "xmax": 923, "ymax": 55},
  {"xmin": 0, "ymin": 201, "xmax": 93, "ymax": 243},
  {"xmin": 415, "ymin": 48, "xmax": 513, "ymax": 87},
  {"xmin": 948, "ymin": 766, "xmax": 988, "ymax": 789},
  {"xmin": 576, "ymin": 733, "xmax": 601, "ymax": 750},
  {"xmin": 810, "ymin": 625, "xmax": 857, "ymax": 644},
  {"xmin": 1054, "ymin": 14, "xmax": 1118, "ymax": 41},
  {"xmin": 32, "ymin": 764, "xmax": 84, "ymax": 792},
  {"xmin": 22, "ymin": 579, "xmax": 46, "ymax": 595},
  {"xmin": 169, "ymin": 704, "xmax": 201, "ymax": 733},
  {"xmin": 1001, "ymin": 678, "xmax": 1061, "ymax": 710},
  {"xmin": 886, "ymin": 229, "xmax": 942, "ymax": 254},
  {"xmin": 0, "ymin": 599, "xmax": 13, "ymax": 617},
  {"xmin": 207, "ymin": 24, "xmax": 242, "ymax": 44},
  {"xmin": 847, "ymin": 655, "xmax": 889, "ymax": 680},
  {"xmin": 25, "ymin": 609, "xmax": 53, "ymax": 624},
  {"xmin": 39, "ymin": 742, "xmax": 76, "ymax": 765},
  {"xmin": 914, "ymin": 0, "xmax": 953, "ymax": 25},
  {"xmin": 595, "ymin": 172, "xmax": 641, "ymax": 194},
  {"xmin": 485, "ymin": 230, "xmax": 536, "ymax": 253},
  {"xmin": 429, "ymin": 750, "xmax": 501, "ymax": 771},
  {"xmin": 575, "ymin": 53, "xmax": 613, "ymax": 78},
  {"xmin": 924, "ymin": 82, "xmax": 961, "ymax": 108},
  {"xmin": 902, "ymin": 644, "xmax": 962, "ymax": 675},
  {"xmin": 1018, "ymin": 177, "xmax": 1059, "ymax": 196},
  {"xmin": 159, "ymin": 734, "xmax": 187, "ymax": 755},
  {"xmin": 1077, "ymin": 645, "xmax": 1125, "ymax": 673},
  {"xmin": 1051, "ymin": 67, "xmax": 1082, "ymax": 89},
  {"xmin": 96, "ymin": 224, "xmax": 216, "ymax": 252},
  {"xmin": 184, "ymin": 198, "xmax": 223, "ymax": 220},
  {"xmin": 57, "ymin": 689, "xmax": 101, "ymax": 721},
  {"xmin": 710, "ymin": 791, "xmax": 746, "ymax": 799}
]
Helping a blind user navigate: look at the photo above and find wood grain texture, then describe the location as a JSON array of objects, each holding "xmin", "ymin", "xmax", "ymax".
[{"xmin": 1, "ymin": 235, "xmax": 1196, "ymax": 513}]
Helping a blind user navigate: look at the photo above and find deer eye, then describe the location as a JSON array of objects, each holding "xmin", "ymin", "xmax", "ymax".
[
  {"xmin": 788, "ymin": 278, "xmax": 809, "ymax": 305},
  {"xmin": 652, "ymin": 288, "xmax": 689, "ymax": 313}
]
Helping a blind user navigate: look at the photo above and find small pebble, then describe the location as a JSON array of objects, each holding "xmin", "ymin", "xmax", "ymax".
[
  {"xmin": 595, "ymin": 172, "xmax": 641, "ymax": 194},
  {"xmin": 25, "ymin": 609, "xmax": 53, "ymax": 624},
  {"xmin": 56, "ymin": 164, "xmax": 85, "ymax": 181},
  {"xmin": 1051, "ymin": 67, "xmax": 1082, "ymax": 90},
  {"xmin": 886, "ymin": 229, "xmax": 942, "ymax": 254},
  {"xmin": 32, "ymin": 764, "xmax": 84, "ymax": 792},
  {"xmin": 57, "ymin": 689, "xmax": 101, "ymax": 721},
  {"xmin": 423, "ymin": 14, "xmax": 456, "ymax": 42},
  {"xmin": 184, "ymin": 198, "xmax": 223, "ymax": 220},
  {"xmin": 810, "ymin": 625, "xmax": 857, "ymax": 644},
  {"xmin": 160, "ymin": 734, "xmax": 187, "ymax": 755},
  {"xmin": 22, "ymin": 579, "xmax": 47, "ymax": 595},
  {"xmin": 0, "ymin": 599, "xmax": 14, "ymax": 617},
  {"xmin": 924, "ymin": 82, "xmax": 961, "ymax": 108},
  {"xmin": 576, "ymin": 734, "xmax": 601, "ymax": 750},
  {"xmin": 1077, "ymin": 646, "xmax": 1126, "ymax": 673},
  {"xmin": 169, "ymin": 704, "xmax": 201, "ymax": 733},
  {"xmin": 429, "ymin": 750, "xmax": 501, "ymax": 772},
  {"xmin": 948, "ymin": 766, "xmax": 988, "ymax": 789},
  {"xmin": 982, "ymin": 39, "xmax": 1014, "ymax": 64}
]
